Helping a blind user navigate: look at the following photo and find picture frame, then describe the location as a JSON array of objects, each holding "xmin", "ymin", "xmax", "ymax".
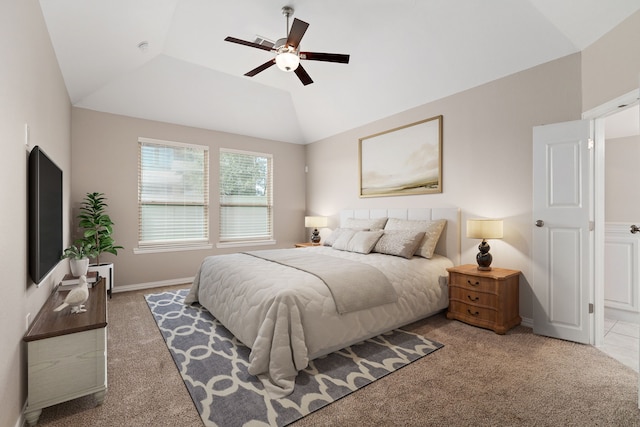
[{"xmin": 359, "ymin": 115, "xmax": 443, "ymax": 197}]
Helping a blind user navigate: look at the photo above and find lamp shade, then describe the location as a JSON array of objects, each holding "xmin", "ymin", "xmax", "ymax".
[
  {"xmin": 305, "ymin": 216, "xmax": 328, "ymax": 228},
  {"xmin": 467, "ymin": 219, "xmax": 503, "ymax": 239}
]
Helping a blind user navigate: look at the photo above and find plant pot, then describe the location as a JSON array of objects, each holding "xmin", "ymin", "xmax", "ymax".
[
  {"xmin": 88, "ymin": 262, "xmax": 114, "ymax": 297},
  {"xmin": 69, "ymin": 258, "xmax": 89, "ymax": 276}
]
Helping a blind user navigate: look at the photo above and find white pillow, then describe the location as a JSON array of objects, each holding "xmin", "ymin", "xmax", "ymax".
[
  {"xmin": 324, "ymin": 227, "xmax": 367, "ymax": 246},
  {"xmin": 343, "ymin": 217, "xmax": 388, "ymax": 230},
  {"xmin": 374, "ymin": 230, "xmax": 426, "ymax": 259},
  {"xmin": 384, "ymin": 218, "xmax": 447, "ymax": 258},
  {"xmin": 333, "ymin": 230, "xmax": 384, "ymax": 254}
]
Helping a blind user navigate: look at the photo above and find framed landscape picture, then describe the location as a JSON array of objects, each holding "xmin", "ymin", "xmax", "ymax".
[{"xmin": 359, "ymin": 115, "xmax": 443, "ymax": 197}]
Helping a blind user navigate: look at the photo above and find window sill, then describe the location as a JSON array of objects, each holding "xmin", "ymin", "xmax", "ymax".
[
  {"xmin": 216, "ymin": 239, "xmax": 276, "ymax": 249},
  {"xmin": 134, "ymin": 243, "xmax": 213, "ymax": 254}
]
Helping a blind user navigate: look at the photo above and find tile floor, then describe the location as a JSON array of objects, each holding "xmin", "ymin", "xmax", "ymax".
[{"xmin": 600, "ymin": 318, "xmax": 639, "ymax": 372}]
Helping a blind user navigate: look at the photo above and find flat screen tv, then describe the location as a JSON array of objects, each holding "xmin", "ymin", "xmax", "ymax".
[{"xmin": 29, "ymin": 146, "xmax": 63, "ymax": 284}]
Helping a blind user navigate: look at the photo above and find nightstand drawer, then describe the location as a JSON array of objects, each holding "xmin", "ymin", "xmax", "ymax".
[
  {"xmin": 449, "ymin": 272, "xmax": 498, "ymax": 293},
  {"xmin": 449, "ymin": 300, "xmax": 496, "ymax": 323},
  {"xmin": 449, "ymin": 286, "xmax": 497, "ymax": 306}
]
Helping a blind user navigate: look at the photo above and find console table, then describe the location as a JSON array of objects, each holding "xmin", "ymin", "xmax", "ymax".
[{"xmin": 23, "ymin": 279, "xmax": 108, "ymax": 425}]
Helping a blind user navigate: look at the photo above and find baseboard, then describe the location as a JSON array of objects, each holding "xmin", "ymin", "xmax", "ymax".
[
  {"xmin": 604, "ymin": 307, "xmax": 639, "ymax": 324},
  {"xmin": 521, "ymin": 316, "xmax": 533, "ymax": 329},
  {"xmin": 15, "ymin": 401, "xmax": 26, "ymax": 427},
  {"xmin": 112, "ymin": 277, "xmax": 194, "ymax": 294}
]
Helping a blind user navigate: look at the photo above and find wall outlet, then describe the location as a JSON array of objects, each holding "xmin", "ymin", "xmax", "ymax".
[{"xmin": 25, "ymin": 313, "xmax": 31, "ymax": 331}]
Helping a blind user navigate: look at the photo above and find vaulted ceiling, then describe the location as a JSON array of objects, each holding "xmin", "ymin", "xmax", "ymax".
[{"xmin": 39, "ymin": 0, "xmax": 640, "ymax": 144}]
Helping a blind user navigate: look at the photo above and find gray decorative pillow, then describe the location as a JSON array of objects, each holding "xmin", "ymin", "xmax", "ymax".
[
  {"xmin": 333, "ymin": 230, "xmax": 384, "ymax": 254},
  {"xmin": 384, "ymin": 218, "xmax": 447, "ymax": 258},
  {"xmin": 374, "ymin": 230, "xmax": 426, "ymax": 259},
  {"xmin": 343, "ymin": 217, "xmax": 388, "ymax": 230}
]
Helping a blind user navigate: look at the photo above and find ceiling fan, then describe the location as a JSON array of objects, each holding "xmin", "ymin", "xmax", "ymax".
[{"xmin": 224, "ymin": 6, "xmax": 350, "ymax": 86}]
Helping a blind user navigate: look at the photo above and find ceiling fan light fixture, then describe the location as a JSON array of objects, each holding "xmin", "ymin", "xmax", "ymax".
[{"xmin": 275, "ymin": 51, "xmax": 300, "ymax": 72}]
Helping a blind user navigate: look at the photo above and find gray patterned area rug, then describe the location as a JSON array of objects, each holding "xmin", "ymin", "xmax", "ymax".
[{"xmin": 145, "ymin": 289, "xmax": 443, "ymax": 427}]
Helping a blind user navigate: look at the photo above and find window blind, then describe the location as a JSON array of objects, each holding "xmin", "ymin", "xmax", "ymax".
[
  {"xmin": 219, "ymin": 148, "xmax": 273, "ymax": 242},
  {"xmin": 138, "ymin": 138, "xmax": 209, "ymax": 249}
]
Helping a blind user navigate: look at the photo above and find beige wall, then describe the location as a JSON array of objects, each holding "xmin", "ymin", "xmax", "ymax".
[
  {"xmin": 606, "ymin": 135, "xmax": 640, "ymax": 222},
  {"xmin": 582, "ymin": 9, "xmax": 640, "ymax": 111},
  {"xmin": 0, "ymin": 1, "xmax": 72, "ymax": 425},
  {"xmin": 71, "ymin": 108, "xmax": 307, "ymax": 287},
  {"xmin": 306, "ymin": 53, "xmax": 584, "ymax": 321}
]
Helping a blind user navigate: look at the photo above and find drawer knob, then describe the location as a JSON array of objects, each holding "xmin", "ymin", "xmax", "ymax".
[
  {"xmin": 467, "ymin": 309, "xmax": 480, "ymax": 316},
  {"xmin": 467, "ymin": 279, "xmax": 480, "ymax": 287},
  {"xmin": 467, "ymin": 295, "xmax": 479, "ymax": 302}
]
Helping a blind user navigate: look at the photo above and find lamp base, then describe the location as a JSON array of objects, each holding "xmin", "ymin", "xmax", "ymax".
[
  {"xmin": 310, "ymin": 228, "xmax": 321, "ymax": 244},
  {"xmin": 476, "ymin": 240, "xmax": 493, "ymax": 271}
]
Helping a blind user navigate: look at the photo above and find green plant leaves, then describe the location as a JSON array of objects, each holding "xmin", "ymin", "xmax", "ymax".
[{"xmin": 74, "ymin": 192, "xmax": 123, "ymax": 265}]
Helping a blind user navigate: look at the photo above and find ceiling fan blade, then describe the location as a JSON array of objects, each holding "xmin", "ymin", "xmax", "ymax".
[
  {"xmin": 286, "ymin": 18, "xmax": 309, "ymax": 49},
  {"xmin": 245, "ymin": 60, "xmax": 276, "ymax": 77},
  {"xmin": 294, "ymin": 64, "xmax": 313, "ymax": 86},
  {"xmin": 224, "ymin": 36, "xmax": 273, "ymax": 52},
  {"xmin": 300, "ymin": 52, "xmax": 350, "ymax": 64}
]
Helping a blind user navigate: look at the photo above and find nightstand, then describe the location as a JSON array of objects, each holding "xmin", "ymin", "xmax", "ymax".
[
  {"xmin": 294, "ymin": 242, "xmax": 321, "ymax": 248},
  {"xmin": 446, "ymin": 264, "xmax": 521, "ymax": 334}
]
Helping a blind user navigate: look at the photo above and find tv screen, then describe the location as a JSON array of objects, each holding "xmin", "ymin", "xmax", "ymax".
[{"xmin": 29, "ymin": 146, "xmax": 63, "ymax": 284}]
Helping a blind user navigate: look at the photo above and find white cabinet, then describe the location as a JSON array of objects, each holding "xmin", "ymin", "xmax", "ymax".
[
  {"xmin": 605, "ymin": 223, "xmax": 640, "ymax": 322},
  {"xmin": 24, "ymin": 279, "xmax": 107, "ymax": 426}
]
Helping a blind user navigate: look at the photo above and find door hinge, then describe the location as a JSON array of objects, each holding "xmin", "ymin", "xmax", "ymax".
[
  {"xmin": 589, "ymin": 221, "xmax": 595, "ymax": 231},
  {"xmin": 589, "ymin": 303, "xmax": 594, "ymax": 314},
  {"xmin": 588, "ymin": 138, "xmax": 594, "ymax": 150}
]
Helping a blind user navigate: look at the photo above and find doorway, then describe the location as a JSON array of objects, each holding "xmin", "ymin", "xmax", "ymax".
[{"xmin": 600, "ymin": 102, "xmax": 640, "ymax": 371}]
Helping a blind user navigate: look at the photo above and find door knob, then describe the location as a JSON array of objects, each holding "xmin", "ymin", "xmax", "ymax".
[
  {"xmin": 631, "ymin": 224, "xmax": 640, "ymax": 234},
  {"xmin": 535, "ymin": 220, "xmax": 544, "ymax": 227}
]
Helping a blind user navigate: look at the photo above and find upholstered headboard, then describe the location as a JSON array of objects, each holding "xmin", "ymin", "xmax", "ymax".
[{"xmin": 339, "ymin": 208, "xmax": 461, "ymax": 265}]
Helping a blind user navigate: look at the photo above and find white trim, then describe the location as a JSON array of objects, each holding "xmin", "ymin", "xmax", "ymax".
[
  {"xmin": 134, "ymin": 243, "xmax": 213, "ymax": 254},
  {"xmin": 112, "ymin": 277, "xmax": 194, "ymax": 293},
  {"xmin": 220, "ymin": 146, "xmax": 272, "ymax": 158},
  {"xmin": 583, "ymin": 89, "xmax": 640, "ymax": 347},
  {"xmin": 216, "ymin": 239, "xmax": 276, "ymax": 249},
  {"xmin": 138, "ymin": 136, "xmax": 208, "ymax": 151},
  {"xmin": 604, "ymin": 307, "xmax": 640, "ymax": 324},
  {"xmin": 15, "ymin": 402, "xmax": 26, "ymax": 427},
  {"xmin": 582, "ymin": 89, "xmax": 640, "ymax": 120},
  {"xmin": 521, "ymin": 316, "xmax": 533, "ymax": 329},
  {"xmin": 606, "ymin": 222, "xmax": 639, "ymax": 234}
]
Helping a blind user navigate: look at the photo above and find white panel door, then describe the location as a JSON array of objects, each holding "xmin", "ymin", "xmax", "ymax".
[{"xmin": 532, "ymin": 119, "xmax": 593, "ymax": 344}]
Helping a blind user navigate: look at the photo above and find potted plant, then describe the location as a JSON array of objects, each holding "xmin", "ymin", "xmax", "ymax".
[
  {"xmin": 77, "ymin": 192, "xmax": 123, "ymax": 295},
  {"xmin": 61, "ymin": 240, "xmax": 98, "ymax": 276}
]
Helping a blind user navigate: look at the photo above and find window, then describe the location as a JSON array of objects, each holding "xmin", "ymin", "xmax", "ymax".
[
  {"xmin": 136, "ymin": 137, "xmax": 210, "ymax": 252},
  {"xmin": 219, "ymin": 148, "xmax": 273, "ymax": 244}
]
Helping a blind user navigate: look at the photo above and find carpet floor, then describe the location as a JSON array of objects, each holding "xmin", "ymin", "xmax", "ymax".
[{"xmin": 35, "ymin": 284, "xmax": 640, "ymax": 426}]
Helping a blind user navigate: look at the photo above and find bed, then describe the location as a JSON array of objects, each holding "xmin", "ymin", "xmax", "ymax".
[{"xmin": 185, "ymin": 208, "xmax": 460, "ymax": 397}]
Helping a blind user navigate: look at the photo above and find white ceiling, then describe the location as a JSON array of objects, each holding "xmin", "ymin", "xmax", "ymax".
[{"xmin": 39, "ymin": 0, "xmax": 640, "ymax": 145}]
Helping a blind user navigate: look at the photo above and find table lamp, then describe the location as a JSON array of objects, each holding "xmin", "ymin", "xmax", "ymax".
[
  {"xmin": 467, "ymin": 219, "xmax": 503, "ymax": 271},
  {"xmin": 305, "ymin": 216, "xmax": 328, "ymax": 244}
]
